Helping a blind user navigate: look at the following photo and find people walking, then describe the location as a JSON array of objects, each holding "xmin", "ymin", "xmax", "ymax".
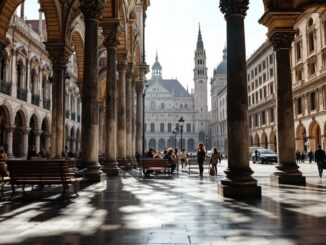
[
  {"xmin": 210, "ymin": 147, "xmax": 219, "ymax": 176},
  {"xmin": 314, "ymin": 145, "xmax": 326, "ymax": 178},
  {"xmin": 296, "ymin": 151, "xmax": 301, "ymax": 163},
  {"xmin": 178, "ymin": 149, "xmax": 187, "ymax": 168},
  {"xmin": 197, "ymin": 143, "xmax": 206, "ymax": 177},
  {"xmin": 308, "ymin": 150, "xmax": 314, "ymax": 164}
]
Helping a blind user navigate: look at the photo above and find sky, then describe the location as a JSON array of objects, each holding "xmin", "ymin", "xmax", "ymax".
[{"xmin": 23, "ymin": 0, "xmax": 268, "ymax": 110}]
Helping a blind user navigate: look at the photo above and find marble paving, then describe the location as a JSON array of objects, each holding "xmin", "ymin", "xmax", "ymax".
[{"xmin": 0, "ymin": 161, "xmax": 326, "ymax": 245}]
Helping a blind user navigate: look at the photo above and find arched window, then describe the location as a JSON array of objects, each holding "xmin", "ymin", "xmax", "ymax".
[
  {"xmin": 187, "ymin": 123, "xmax": 191, "ymax": 133},
  {"xmin": 16, "ymin": 62, "xmax": 22, "ymax": 88},
  {"xmin": 150, "ymin": 123, "xmax": 155, "ymax": 132},
  {"xmin": 160, "ymin": 123, "xmax": 164, "ymax": 132},
  {"xmin": 168, "ymin": 123, "xmax": 172, "ymax": 132}
]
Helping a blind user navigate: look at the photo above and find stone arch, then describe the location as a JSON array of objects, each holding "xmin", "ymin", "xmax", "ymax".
[
  {"xmin": 269, "ymin": 131, "xmax": 277, "ymax": 153},
  {"xmin": 29, "ymin": 114, "xmax": 39, "ymax": 149},
  {"xmin": 254, "ymin": 133, "xmax": 260, "ymax": 147},
  {"xmin": 40, "ymin": 117, "xmax": 50, "ymax": 150},
  {"xmin": 261, "ymin": 132, "xmax": 268, "ymax": 148},
  {"xmin": 13, "ymin": 110, "xmax": 26, "ymax": 157},
  {"xmin": 187, "ymin": 138, "xmax": 195, "ymax": 152},
  {"xmin": 249, "ymin": 135, "xmax": 254, "ymax": 146},
  {"xmin": 148, "ymin": 138, "xmax": 156, "ymax": 150},
  {"xmin": 0, "ymin": 105, "xmax": 11, "ymax": 148},
  {"xmin": 296, "ymin": 123, "xmax": 307, "ymax": 152},
  {"xmin": 309, "ymin": 120, "xmax": 321, "ymax": 151},
  {"xmin": 39, "ymin": 0, "xmax": 62, "ymax": 42},
  {"xmin": 158, "ymin": 138, "xmax": 165, "ymax": 151},
  {"xmin": 71, "ymin": 29, "xmax": 85, "ymax": 83}
]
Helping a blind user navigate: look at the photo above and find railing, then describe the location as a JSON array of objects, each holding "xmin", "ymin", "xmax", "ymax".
[
  {"xmin": 0, "ymin": 81, "xmax": 11, "ymax": 95},
  {"xmin": 11, "ymin": 15, "xmax": 42, "ymax": 43},
  {"xmin": 43, "ymin": 99, "xmax": 51, "ymax": 110},
  {"xmin": 17, "ymin": 88, "xmax": 27, "ymax": 101},
  {"xmin": 71, "ymin": 112, "xmax": 76, "ymax": 121},
  {"xmin": 31, "ymin": 94, "xmax": 40, "ymax": 106},
  {"xmin": 65, "ymin": 110, "xmax": 70, "ymax": 119},
  {"xmin": 77, "ymin": 115, "xmax": 81, "ymax": 123}
]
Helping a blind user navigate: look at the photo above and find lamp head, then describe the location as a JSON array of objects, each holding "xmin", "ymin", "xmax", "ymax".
[{"xmin": 178, "ymin": 116, "xmax": 185, "ymax": 125}]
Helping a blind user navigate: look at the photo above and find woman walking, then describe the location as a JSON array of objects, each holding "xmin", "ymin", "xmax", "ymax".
[
  {"xmin": 210, "ymin": 147, "xmax": 219, "ymax": 176},
  {"xmin": 197, "ymin": 143, "xmax": 206, "ymax": 177}
]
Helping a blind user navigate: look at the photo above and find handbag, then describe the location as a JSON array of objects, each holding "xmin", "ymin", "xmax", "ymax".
[{"xmin": 209, "ymin": 166, "xmax": 216, "ymax": 176}]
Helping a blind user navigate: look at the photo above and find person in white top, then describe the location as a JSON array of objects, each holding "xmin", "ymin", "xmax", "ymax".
[{"xmin": 178, "ymin": 149, "xmax": 188, "ymax": 168}]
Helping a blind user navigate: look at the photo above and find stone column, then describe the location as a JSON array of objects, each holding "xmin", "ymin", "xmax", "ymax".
[
  {"xmin": 117, "ymin": 52, "xmax": 128, "ymax": 161},
  {"xmin": 102, "ymin": 22, "xmax": 120, "ymax": 175},
  {"xmin": 20, "ymin": 1, "xmax": 25, "ymax": 19},
  {"xmin": 135, "ymin": 82, "xmax": 144, "ymax": 156},
  {"xmin": 80, "ymin": 0, "xmax": 106, "ymax": 182},
  {"xmin": 23, "ymin": 128, "xmax": 29, "ymax": 158},
  {"xmin": 35, "ymin": 130, "xmax": 41, "ymax": 153},
  {"xmin": 46, "ymin": 44, "xmax": 71, "ymax": 158},
  {"xmin": 218, "ymin": 0, "xmax": 261, "ymax": 198},
  {"xmin": 125, "ymin": 63, "xmax": 134, "ymax": 161},
  {"xmin": 269, "ymin": 31, "xmax": 305, "ymax": 184},
  {"xmin": 131, "ymin": 76, "xmax": 136, "ymax": 162},
  {"xmin": 6, "ymin": 125, "xmax": 13, "ymax": 158}
]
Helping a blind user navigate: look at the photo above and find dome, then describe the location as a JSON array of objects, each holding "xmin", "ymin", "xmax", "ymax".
[{"xmin": 215, "ymin": 48, "xmax": 227, "ymax": 75}]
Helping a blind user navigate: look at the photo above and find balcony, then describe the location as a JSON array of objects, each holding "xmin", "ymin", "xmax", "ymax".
[
  {"xmin": 0, "ymin": 82, "xmax": 11, "ymax": 95},
  {"xmin": 17, "ymin": 88, "xmax": 27, "ymax": 101},
  {"xmin": 31, "ymin": 94, "xmax": 40, "ymax": 106},
  {"xmin": 71, "ymin": 112, "xmax": 76, "ymax": 121},
  {"xmin": 43, "ymin": 99, "xmax": 51, "ymax": 110},
  {"xmin": 65, "ymin": 110, "xmax": 70, "ymax": 119}
]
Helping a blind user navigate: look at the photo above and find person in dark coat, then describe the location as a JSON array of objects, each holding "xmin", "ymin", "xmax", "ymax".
[
  {"xmin": 315, "ymin": 145, "xmax": 326, "ymax": 178},
  {"xmin": 197, "ymin": 143, "xmax": 206, "ymax": 177},
  {"xmin": 308, "ymin": 150, "xmax": 314, "ymax": 164},
  {"xmin": 296, "ymin": 151, "xmax": 301, "ymax": 163},
  {"xmin": 27, "ymin": 145, "xmax": 37, "ymax": 160}
]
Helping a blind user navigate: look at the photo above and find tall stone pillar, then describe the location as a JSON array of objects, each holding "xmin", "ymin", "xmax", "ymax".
[
  {"xmin": 269, "ymin": 31, "xmax": 305, "ymax": 184},
  {"xmin": 20, "ymin": 1, "xmax": 25, "ymax": 19},
  {"xmin": 102, "ymin": 22, "xmax": 120, "ymax": 175},
  {"xmin": 6, "ymin": 126, "xmax": 13, "ymax": 158},
  {"xmin": 126, "ymin": 63, "xmax": 134, "ymax": 160},
  {"xmin": 117, "ymin": 52, "xmax": 127, "ymax": 161},
  {"xmin": 80, "ymin": 0, "xmax": 106, "ymax": 182},
  {"xmin": 35, "ymin": 131, "xmax": 41, "ymax": 153},
  {"xmin": 46, "ymin": 44, "xmax": 71, "ymax": 158},
  {"xmin": 218, "ymin": 0, "xmax": 261, "ymax": 198},
  {"xmin": 23, "ymin": 128, "xmax": 29, "ymax": 158},
  {"xmin": 131, "ymin": 76, "xmax": 136, "ymax": 160},
  {"xmin": 135, "ymin": 82, "xmax": 144, "ymax": 156}
]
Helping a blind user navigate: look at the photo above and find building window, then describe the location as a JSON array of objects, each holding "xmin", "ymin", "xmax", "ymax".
[
  {"xmin": 297, "ymin": 97, "xmax": 302, "ymax": 114},
  {"xmin": 269, "ymin": 54, "xmax": 274, "ymax": 64},
  {"xmin": 296, "ymin": 41, "xmax": 302, "ymax": 61},
  {"xmin": 161, "ymin": 102, "xmax": 165, "ymax": 109},
  {"xmin": 270, "ymin": 108, "xmax": 274, "ymax": 123},
  {"xmin": 187, "ymin": 123, "xmax": 191, "ymax": 132},
  {"xmin": 296, "ymin": 68, "xmax": 303, "ymax": 81},
  {"xmin": 150, "ymin": 123, "xmax": 155, "ymax": 132},
  {"xmin": 308, "ymin": 32, "xmax": 315, "ymax": 53},
  {"xmin": 263, "ymin": 86, "xmax": 266, "ymax": 97},
  {"xmin": 308, "ymin": 61, "xmax": 316, "ymax": 77},
  {"xmin": 254, "ymin": 114, "xmax": 258, "ymax": 127},
  {"xmin": 168, "ymin": 123, "xmax": 172, "ymax": 132},
  {"xmin": 160, "ymin": 123, "xmax": 164, "ymax": 132},
  {"xmin": 262, "ymin": 111, "xmax": 266, "ymax": 125},
  {"xmin": 270, "ymin": 83, "xmax": 274, "ymax": 94},
  {"xmin": 270, "ymin": 68, "xmax": 274, "ymax": 77},
  {"xmin": 310, "ymin": 92, "xmax": 316, "ymax": 111}
]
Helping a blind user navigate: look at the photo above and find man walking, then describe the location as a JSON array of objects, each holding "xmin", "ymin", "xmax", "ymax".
[{"xmin": 314, "ymin": 145, "xmax": 326, "ymax": 178}]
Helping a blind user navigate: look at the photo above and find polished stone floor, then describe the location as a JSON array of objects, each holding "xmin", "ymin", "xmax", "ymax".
[{"xmin": 1, "ymin": 161, "xmax": 326, "ymax": 244}]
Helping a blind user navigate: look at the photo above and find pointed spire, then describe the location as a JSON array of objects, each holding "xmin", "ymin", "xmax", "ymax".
[
  {"xmin": 197, "ymin": 23, "xmax": 204, "ymax": 50},
  {"xmin": 155, "ymin": 50, "xmax": 158, "ymax": 62},
  {"xmin": 223, "ymin": 45, "xmax": 227, "ymax": 60}
]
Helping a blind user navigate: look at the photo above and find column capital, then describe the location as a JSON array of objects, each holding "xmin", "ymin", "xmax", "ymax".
[
  {"xmin": 117, "ymin": 52, "xmax": 128, "ymax": 71},
  {"xmin": 135, "ymin": 82, "xmax": 144, "ymax": 93},
  {"xmin": 102, "ymin": 20, "xmax": 121, "ymax": 48},
  {"xmin": 126, "ymin": 63, "xmax": 134, "ymax": 80},
  {"xmin": 219, "ymin": 0, "xmax": 249, "ymax": 18},
  {"xmin": 45, "ymin": 43, "xmax": 73, "ymax": 67},
  {"xmin": 80, "ymin": 0, "xmax": 105, "ymax": 19},
  {"xmin": 5, "ymin": 125, "xmax": 15, "ymax": 132},
  {"xmin": 269, "ymin": 30, "xmax": 296, "ymax": 51}
]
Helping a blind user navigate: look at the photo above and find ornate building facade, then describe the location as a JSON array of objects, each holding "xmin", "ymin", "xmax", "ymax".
[
  {"xmin": 144, "ymin": 27, "xmax": 209, "ymax": 152},
  {"xmin": 0, "ymin": 8, "xmax": 81, "ymax": 158}
]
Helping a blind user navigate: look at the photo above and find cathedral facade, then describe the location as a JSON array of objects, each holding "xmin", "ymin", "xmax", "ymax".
[{"xmin": 144, "ymin": 27, "xmax": 209, "ymax": 152}]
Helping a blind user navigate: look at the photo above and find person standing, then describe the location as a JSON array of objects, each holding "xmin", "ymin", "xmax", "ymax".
[
  {"xmin": 315, "ymin": 145, "xmax": 326, "ymax": 178},
  {"xmin": 197, "ymin": 143, "xmax": 206, "ymax": 177},
  {"xmin": 308, "ymin": 150, "xmax": 314, "ymax": 164},
  {"xmin": 178, "ymin": 149, "xmax": 187, "ymax": 168},
  {"xmin": 210, "ymin": 147, "xmax": 219, "ymax": 176}
]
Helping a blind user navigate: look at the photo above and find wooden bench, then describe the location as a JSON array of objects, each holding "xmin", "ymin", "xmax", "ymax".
[
  {"xmin": 139, "ymin": 158, "xmax": 170, "ymax": 178},
  {"xmin": 7, "ymin": 159, "xmax": 83, "ymax": 196},
  {"xmin": 187, "ymin": 158, "xmax": 211, "ymax": 175},
  {"xmin": 117, "ymin": 158, "xmax": 131, "ymax": 170}
]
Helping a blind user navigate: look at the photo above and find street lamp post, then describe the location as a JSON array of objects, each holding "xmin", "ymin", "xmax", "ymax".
[
  {"xmin": 142, "ymin": 81, "xmax": 149, "ymax": 156},
  {"xmin": 172, "ymin": 130, "xmax": 178, "ymax": 148},
  {"xmin": 178, "ymin": 117, "xmax": 184, "ymax": 150}
]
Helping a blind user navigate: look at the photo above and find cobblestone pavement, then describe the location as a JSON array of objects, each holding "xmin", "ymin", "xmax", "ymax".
[{"xmin": 0, "ymin": 162, "xmax": 326, "ymax": 244}]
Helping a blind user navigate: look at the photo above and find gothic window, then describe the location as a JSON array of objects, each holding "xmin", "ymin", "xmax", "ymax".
[
  {"xmin": 150, "ymin": 123, "xmax": 155, "ymax": 132},
  {"xmin": 31, "ymin": 69, "xmax": 37, "ymax": 94},
  {"xmin": 16, "ymin": 61, "xmax": 22, "ymax": 88},
  {"xmin": 168, "ymin": 123, "xmax": 172, "ymax": 132},
  {"xmin": 187, "ymin": 123, "xmax": 191, "ymax": 132},
  {"xmin": 160, "ymin": 123, "xmax": 164, "ymax": 132}
]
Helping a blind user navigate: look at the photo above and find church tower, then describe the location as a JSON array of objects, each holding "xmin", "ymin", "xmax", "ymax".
[{"xmin": 193, "ymin": 25, "xmax": 208, "ymax": 140}]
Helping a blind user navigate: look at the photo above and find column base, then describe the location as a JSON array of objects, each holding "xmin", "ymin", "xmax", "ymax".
[
  {"xmin": 84, "ymin": 172, "xmax": 107, "ymax": 182},
  {"xmin": 102, "ymin": 160, "xmax": 120, "ymax": 176},
  {"xmin": 270, "ymin": 174, "xmax": 306, "ymax": 185},
  {"xmin": 218, "ymin": 183, "xmax": 261, "ymax": 198}
]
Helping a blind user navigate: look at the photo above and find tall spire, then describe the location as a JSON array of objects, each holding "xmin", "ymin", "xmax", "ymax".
[
  {"xmin": 197, "ymin": 23, "xmax": 204, "ymax": 50},
  {"xmin": 155, "ymin": 50, "xmax": 158, "ymax": 62}
]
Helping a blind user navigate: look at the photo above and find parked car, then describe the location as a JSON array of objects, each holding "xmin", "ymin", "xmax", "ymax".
[
  {"xmin": 251, "ymin": 148, "xmax": 277, "ymax": 164},
  {"xmin": 206, "ymin": 150, "xmax": 212, "ymax": 158},
  {"xmin": 249, "ymin": 146, "xmax": 263, "ymax": 160}
]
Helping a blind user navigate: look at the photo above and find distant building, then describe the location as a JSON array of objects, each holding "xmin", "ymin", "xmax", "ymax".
[{"xmin": 144, "ymin": 27, "xmax": 209, "ymax": 152}]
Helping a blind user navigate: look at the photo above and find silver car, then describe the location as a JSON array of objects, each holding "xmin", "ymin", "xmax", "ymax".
[{"xmin": 251, "ymin": 148, "xmax": 277, "ymax": 164}]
